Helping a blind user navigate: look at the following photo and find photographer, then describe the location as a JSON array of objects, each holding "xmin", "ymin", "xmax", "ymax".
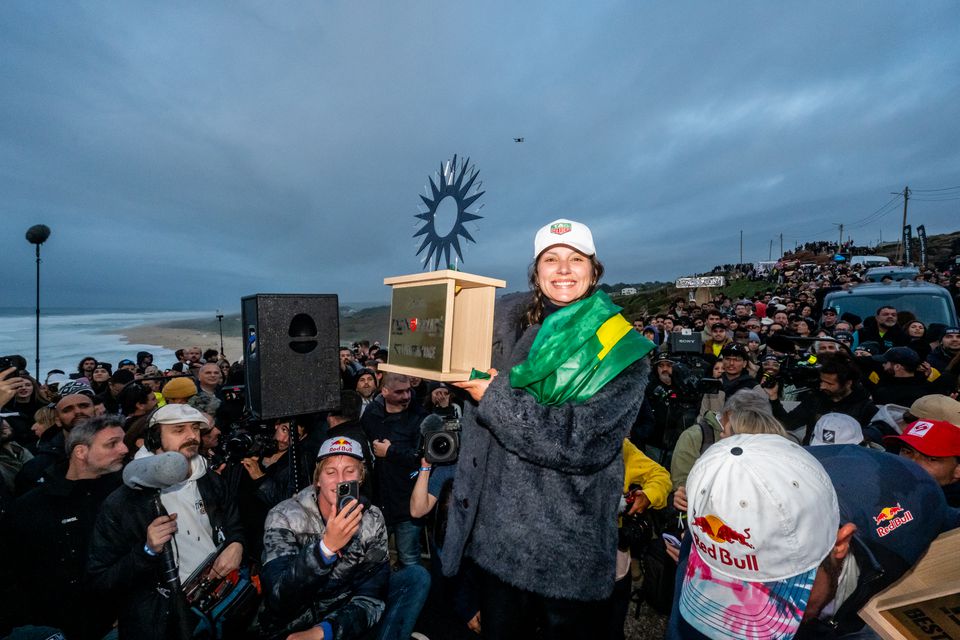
[{"xmin": 767, "ymin": 352, "xmax": 878, "ymax": 444}]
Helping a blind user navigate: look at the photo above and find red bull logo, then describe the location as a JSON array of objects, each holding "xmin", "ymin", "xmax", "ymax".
[
  {"xmin": 550, "ymin": 222, "xmax": 572, "ymax": 235},
  {"xmin": 691, "ymin": 514, "xmax": 755, "ymax": 549},
  {"xmin": 874, "ymin": 503, "xmax": 903, "ymax": 526},
  {"xmin": 328, "ymin": 438, "xmax": 353, "ymax": 453},
  {"xmin": 408, "ymin": 318, "xmax": 418, "ymax": 332},
  {"xmin": 874, "ymin": 503, "xmax": 913, "ymax": 537}
]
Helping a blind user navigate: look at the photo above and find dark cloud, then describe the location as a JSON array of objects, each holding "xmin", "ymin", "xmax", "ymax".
[{"xmin": 2, "ymin": 2, "xmax": 958, "ymax": 311}]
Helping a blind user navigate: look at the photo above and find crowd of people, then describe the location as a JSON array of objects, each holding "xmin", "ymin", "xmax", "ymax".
[{"xmin": 1, "ymin": 223, "xmax": 959, "ymax": 640}]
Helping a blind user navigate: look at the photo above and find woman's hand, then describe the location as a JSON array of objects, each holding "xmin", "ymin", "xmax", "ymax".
[{"xmin": 452, "ymin": 369, "xmax": 498, "ymax": 403}]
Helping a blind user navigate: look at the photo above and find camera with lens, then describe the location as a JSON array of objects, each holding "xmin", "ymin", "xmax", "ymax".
[
  {"xmin": 419, "ymin": 414, "xmax": 461, "ymax": 465},
  {"xmin": 219, "ymin": 420, "xmax": 279, "ymax": 464}
]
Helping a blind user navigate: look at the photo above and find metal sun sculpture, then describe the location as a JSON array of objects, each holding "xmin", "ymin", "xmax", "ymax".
[{"xmin": 414, "ymin": 154, "xmax": 484, "ymax": 270}]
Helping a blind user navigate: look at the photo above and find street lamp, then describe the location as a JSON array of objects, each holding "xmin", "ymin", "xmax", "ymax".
[
  {"xmin": 216, "ymin": 310, "xmax": 225, "ymax": 357},
  {"xmin": 25, "ymin": 224, "xmax": 51, "ymax": 378}
]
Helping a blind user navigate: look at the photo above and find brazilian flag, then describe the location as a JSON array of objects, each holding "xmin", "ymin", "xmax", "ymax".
[{"xmin": 510, "ymin": 291, "xmax": 655, "ymax": 405}]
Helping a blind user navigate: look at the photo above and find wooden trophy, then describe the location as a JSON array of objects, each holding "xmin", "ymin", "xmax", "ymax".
[
  {"xmin": 859, "ymin": 528, "xmax": 960, "ymax": 639},
  {"xmin": 378, "ymin": 154, "xmax": 506, "ymax": 381},
  {"xmin": 379, "ymin": 270, "xmax": 505, "ymax": 381}
]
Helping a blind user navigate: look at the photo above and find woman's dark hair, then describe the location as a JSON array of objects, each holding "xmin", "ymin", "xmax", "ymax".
[{"xmin": 523, "ymin": 254, "xmax": 604, "ymax": 327}]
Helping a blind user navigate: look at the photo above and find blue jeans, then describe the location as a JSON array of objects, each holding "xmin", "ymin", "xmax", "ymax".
[
  {"xmin": 373, "ymin": 564, "xmax": 431, "ymax": 640},
  {"xmin": 389, "ymin": 519, "xmax": 423, "ymax": 568}
]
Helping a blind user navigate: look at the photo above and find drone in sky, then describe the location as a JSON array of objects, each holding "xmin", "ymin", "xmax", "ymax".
[{"xmin": 514, "ymin": 137, "xmax": 524, "ymax": 143}]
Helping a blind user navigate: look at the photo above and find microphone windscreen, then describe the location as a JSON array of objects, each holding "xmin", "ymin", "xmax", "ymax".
[{"xmin": 123, "ymin": 451, "xmax": 190, "ymax": 490}]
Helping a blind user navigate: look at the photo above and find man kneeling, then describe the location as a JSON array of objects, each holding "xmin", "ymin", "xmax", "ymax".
[{"xmin": 260, "ymin": 436, "xmax": 429, "ymax": 640}]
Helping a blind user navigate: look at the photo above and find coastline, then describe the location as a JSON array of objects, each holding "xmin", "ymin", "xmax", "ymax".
[{"xmin": 117, "ymin": 324, "xmax": 243, "ymax": 362}]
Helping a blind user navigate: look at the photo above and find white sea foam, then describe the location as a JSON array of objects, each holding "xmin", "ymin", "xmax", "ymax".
[{"xmin": 0, "ymin": 309, "xmax": 207, "ymax": 378}]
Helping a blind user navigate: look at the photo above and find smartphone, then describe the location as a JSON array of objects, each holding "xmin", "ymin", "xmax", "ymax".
[
  {"xmin": 336, "ymin": 481, "xmax": 360, "ymax": 515},
  {"xmin": 662, "ymin": 532, "xmax": 682, "ymax": 549}
]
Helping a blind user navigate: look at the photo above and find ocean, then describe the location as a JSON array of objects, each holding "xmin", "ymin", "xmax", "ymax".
[{"xmin": 0, "ymin": 308, "xmax": 208, "ymax": 379}]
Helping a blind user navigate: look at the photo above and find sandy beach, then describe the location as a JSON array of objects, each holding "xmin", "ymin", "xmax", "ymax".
[{"xmin": 119, "ymin": 325, "xmax": 243, "ymax": 362}]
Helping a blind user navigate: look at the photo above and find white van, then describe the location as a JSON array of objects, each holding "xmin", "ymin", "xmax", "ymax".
[{"xmin": 850, "ymin": 255, "xmax": 891, "ymax": 268}]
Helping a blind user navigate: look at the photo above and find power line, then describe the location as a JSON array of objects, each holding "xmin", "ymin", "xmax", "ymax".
[{"xmin": 910, "ymin": 185, "xmax": 960, "ymax": 193}]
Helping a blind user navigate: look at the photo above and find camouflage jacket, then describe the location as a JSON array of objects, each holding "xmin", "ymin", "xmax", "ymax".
[{"xmin": 259, "ymin": 486, "xmax": 390, "ymax": 640}]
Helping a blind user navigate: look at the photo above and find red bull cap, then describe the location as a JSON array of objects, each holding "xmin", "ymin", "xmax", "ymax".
[
  {"xmin": 317, "ymin": 436, "xmax": 364, "ymax": 461},
  {"xmin": 679, "ymin": 434, "xmax": 839, "ymax": 640}
]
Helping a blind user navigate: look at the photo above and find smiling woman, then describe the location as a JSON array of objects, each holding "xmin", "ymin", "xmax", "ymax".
[{"xmin": 443, "ymin": 218, "xmax": 656, "ymax": 639}]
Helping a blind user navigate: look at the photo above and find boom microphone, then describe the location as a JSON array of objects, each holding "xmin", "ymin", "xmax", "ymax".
[{"xmin": 123, "ymin": 452, "xmax": 190, "ymax": 490}]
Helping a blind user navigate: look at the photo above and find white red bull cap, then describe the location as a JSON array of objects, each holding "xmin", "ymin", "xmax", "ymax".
[
  {"xmin": 680, "ymin": 434, "xmax": 839, "ymax": 639},
  {"xmin": 533, "ymin": 218, "xmax": 596, "ymax": 259},
  {"xmin": 317, "ymin": 436, "xmax": 364, "ymax": 461}
]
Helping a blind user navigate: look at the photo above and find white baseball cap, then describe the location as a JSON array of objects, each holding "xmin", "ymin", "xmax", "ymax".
[
  {"xmin": 810, "ymin": 413, "xmax": 864, "ymax": 446},
  {"xmin": 680, "ymin": 434, "xmax": 839, "ymax": 639},
  {"xmin": 533, "ymin": 218, "xmax": 596, "ymax": 258},
  {"xmin": 148, "ymin": 403, "xmax": 207, "ymax": 427},
  {"xmin": 317, "ymin": 436, "xmax": 365, "ymax": 461}
]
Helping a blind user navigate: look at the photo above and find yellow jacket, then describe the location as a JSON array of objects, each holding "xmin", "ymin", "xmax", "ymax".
[{"xmin": 622, "ymin": 439, "xmax": 671, "ymax": 509}]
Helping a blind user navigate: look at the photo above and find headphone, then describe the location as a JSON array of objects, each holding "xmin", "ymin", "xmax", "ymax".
[{"xmin": 144, "ymin": 408, "xmax": 162, "ymax": 451}]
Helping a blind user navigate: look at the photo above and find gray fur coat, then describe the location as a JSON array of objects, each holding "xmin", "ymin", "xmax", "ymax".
[{"xmin": 441, "ymin": 296, "xmax": 650, "ymax": 601}]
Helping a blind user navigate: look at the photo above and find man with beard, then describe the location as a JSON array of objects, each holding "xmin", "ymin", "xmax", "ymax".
[
  {"xmin": 87, "ymin": 404, "xmax": 244, "ymax": 640},
  {"xmin": 14, "ymin": 386, "xmax": 97, "ymax": 495},
  {"xmin": 855, "ymin": 305, "xmax": 909, "ymax": 353},
  {"xmin": 927, "ymin": 326, "xmax": 960, "ymax": 375},
  {"xmin": 2, "ymin": 415, "xmax": 127, "ymax": 639},
  {"xmin": 769, "ymin": 353, "xmax": 878, "ymax": 444},
  {"xmin": 355, "ymin": 368, "xmax": 379, "ymax": 416}
]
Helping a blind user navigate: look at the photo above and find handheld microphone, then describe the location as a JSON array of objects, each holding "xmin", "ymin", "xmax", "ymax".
[{"xmin": 123, "ymin": 452, "xmax": 190, "ymax": 490}]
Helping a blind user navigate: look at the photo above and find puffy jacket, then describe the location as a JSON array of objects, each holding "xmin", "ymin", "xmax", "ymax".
[{"xmin": 259, "ymin": 487, "xmax": 390, "ymax": 640}]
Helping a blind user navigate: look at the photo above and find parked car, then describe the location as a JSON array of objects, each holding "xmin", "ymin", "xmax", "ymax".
[
  {"xmin": 864, "ymin": 266, "xmax": 920, "ymax": 282},
  {"xmin": 823, "ymin": 281, "xmax": 958, "ymax": 327},
  {"xmin": 850, "ymin": 255, "xmax": 891, "ymax": 268}
]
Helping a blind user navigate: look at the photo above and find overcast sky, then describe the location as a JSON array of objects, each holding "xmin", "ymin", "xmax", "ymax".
[{"xmin": 3, "ymin": 2, "xmax": 959, "ymax": 312}]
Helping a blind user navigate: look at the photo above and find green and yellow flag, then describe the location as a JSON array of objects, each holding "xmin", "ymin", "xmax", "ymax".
[{"xmin": 510, "ymin": 291, "xmax": 655, "ymax": 405}]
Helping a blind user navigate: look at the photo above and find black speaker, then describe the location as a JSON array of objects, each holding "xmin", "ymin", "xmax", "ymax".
[{"xmin": 241, "ymin": 294, "xmax": 341, "ymax": 420}]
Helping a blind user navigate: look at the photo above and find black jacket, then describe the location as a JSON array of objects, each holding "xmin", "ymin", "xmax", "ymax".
[
  {"xmin": 361, "ymin": 397, "xmax": 426, "ymax": 525},
  {"xmin": 855, "ymin": 317, "xmax": 909, "ymax": 352},
  {"xmin": 773, "ymin": 384, "xmax": 877, "ymax": 444},
  {"xmin": 872, "ymin": 374, "xmax": 934, "ymax": 407},
  {"xmin": 14, "ymin": 427, "xmax": 64, "ymax": 496},
  {"xmin": 86, "ymin": 461, "xmax": 245, "ymax": 640},
  {"xmin": 1, "ymin": 466, "xmax": 120, "ymax": 639}
]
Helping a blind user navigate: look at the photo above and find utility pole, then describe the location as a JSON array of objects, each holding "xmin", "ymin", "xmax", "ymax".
[
  {"xmin": 832, "ymin": 223, "xmax": 843, "ymax": 253},
  {"xmin": 768, "ymin": 239, "xmax": 773, "ymax": 260},
  {"xmin": 779, "ymin": 233, "xmax": 783, "ymax": 258},
  {"xmin": 895, "ymin": 186, "xmax": 910, "ymax": 263},
  {"xmin": 739, "ymin": 230, "xmax": 743, "ymax": 265}
]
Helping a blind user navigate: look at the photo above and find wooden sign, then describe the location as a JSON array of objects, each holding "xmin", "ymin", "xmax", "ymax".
[
  {"xmin": 379, "ymin": 270, "xmax": 505, "ymax": 381},
  {"xmin": 860, "ymin": 529, "xmax": 960, "ymax": 639}
]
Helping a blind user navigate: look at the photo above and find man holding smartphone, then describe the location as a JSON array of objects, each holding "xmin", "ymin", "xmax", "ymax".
[{"xmin": 260, "ymin": 436, "xmax": 429, "ymax": 640}]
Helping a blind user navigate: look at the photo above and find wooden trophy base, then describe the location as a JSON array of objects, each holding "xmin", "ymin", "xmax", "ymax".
[{"xmin": 379, "ymin": 270, "xmax": 505, "ymax": 382}]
